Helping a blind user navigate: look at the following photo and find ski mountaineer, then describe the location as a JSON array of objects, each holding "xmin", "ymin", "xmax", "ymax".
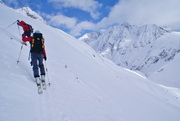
[
  {"xmin": 22, "ymin": 30, "xmax": 47, "ymax": 93},
  {"xmin": 17, "ymin": 20, "xmax": 33, "ymax": 39}
]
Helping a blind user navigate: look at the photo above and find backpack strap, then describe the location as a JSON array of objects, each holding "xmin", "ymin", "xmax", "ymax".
[
  {"xmin": 41, "ymin": 38, "xmax": 45, "ymax": 49},
  {"xmin": 31, "ymin": 37, "xmax": 35, "ymax": 48}
]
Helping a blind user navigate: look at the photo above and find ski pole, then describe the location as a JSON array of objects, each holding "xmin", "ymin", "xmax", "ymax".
[
  {"xmin": 17, "ymin": 44, "xmax": 23, "ymax": 64},
  {"xmin": 3, "ymin": 20, "xmax": 18, "ymax": 30},
  {"xmin": 28, "ymin": 51, "xmax": 31, "ymax": 60},
  {"xmin": 44, "ymin": 61, "xmax": 51, "ymax": 86},
  {"xmin": 17, "ymin": 24, "xmax": 21, "ymax": 36}
]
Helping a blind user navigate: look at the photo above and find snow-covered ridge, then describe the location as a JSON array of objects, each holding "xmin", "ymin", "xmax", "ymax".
[
  {"xmin": 80, "ymin": 23, "xmax": 172, "ymax": 52},
  {"xmin": 80, "ymin": 23, "xmax": 180, "ymax": 87},
  {"xmin": 16, "ymin": 7, "xmax": 46, "ymax": 24},
  {"xmin": 0, "ymin": 0, "xmax": 4, "ymax": 4}
]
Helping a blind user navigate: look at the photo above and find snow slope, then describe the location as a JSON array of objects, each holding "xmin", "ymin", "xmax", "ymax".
[
  {"xmin": 149, "ymin": 54, "xmax": 180, "ymax": 88},
  {"xmin": 0, "ymin": 4, "xmax": 180, "ymax": 121}
]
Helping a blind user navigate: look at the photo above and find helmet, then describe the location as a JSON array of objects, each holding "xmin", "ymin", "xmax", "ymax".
[{"xmin": 34, "ymin": 30, "xmax": 41, "ymax": 34}]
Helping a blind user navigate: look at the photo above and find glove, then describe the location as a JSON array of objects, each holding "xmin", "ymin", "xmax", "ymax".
[
  {"xmin": 17, "ymin": 20, "xmax": 20, "ymax": 25},
  {"xmin": 44, "ymin": 56, "xmax": 47, "ymax": 61},
  {"xmin": 30, "ymin": 61, "xmax": 32, "ymax": 66}
]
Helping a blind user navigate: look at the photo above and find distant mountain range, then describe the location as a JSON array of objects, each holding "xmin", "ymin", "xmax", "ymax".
[{"xmin": 80, "ymin": 23, "xmax": 180, "ymax": 86}]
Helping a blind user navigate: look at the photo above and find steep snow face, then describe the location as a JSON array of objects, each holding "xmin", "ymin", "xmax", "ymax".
[
  {"xmin": 16, "ymin": 7, "xmax": 46, "ymax": 24},
  {"xmin": 149, "ymin": 54, "xmax": 180, "ymax": 87},
  {"xmin": 1, "ymin": 4, "xmax": 180, "ymax": 121},
  {"xmin": 80, "ymin": 23, "xmax": 180, "ymax": 87}
]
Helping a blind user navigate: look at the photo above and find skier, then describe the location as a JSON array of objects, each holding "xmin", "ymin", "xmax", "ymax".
[
  {"xmin": 17, "ymin": 20, "xmax": 33, "ymax": 39},
  {"xmin": 22, "ymin": 30, "xmax": 47, "ymax": 93}
]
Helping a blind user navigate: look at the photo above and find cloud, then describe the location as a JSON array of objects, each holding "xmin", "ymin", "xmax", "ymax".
[
  {"xmin": 96, "ymin": 0, "xmax": 180, "ymax": 30},
  {"xmin": 70, "ymin": 21, "xmax": 95, "ymax": 36},
  {"xmin": 48, "ymin": 0, "xmax": 101, "ymax": 19},
  {"xmin": 42, "ymin": 12, "xmax": 96, "ymax": 36},
  {"xmin": 46, "ymin": 14, "xmax": 77, "ymax": 29},
  {"xmin": 45, "ymin": 0, "xmax": 180, "ymax": 37}
]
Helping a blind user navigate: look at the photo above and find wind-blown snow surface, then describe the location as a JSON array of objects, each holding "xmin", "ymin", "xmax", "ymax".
[{"xmin": 0, "ymin": 4, "xmax": 180, "ymax": 121}]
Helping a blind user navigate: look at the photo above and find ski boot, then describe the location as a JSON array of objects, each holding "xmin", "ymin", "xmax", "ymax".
[
  {"xmin": 35, "ymin": 77, "xmax": 43, "ymax": 94},
  {"xmin": 41, "ymin": 75, "xmax": 47, "ymax": 90}
]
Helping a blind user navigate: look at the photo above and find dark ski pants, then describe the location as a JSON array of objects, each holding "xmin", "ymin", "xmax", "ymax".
[
  {"xmin": 23, "ymin": 31, "xmax": 31, "ymax": 37},
  {"xmin": 31, "ymin": 53, "xmax": 45, "ymax": 78}
]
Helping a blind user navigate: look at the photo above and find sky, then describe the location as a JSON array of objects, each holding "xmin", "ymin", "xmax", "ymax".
[{"xmin": 2, "ymin": 0, "xmax": 180, "ymax": 38}]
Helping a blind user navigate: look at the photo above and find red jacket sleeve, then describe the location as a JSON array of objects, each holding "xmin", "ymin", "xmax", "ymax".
[
  {"xmin": 18, "ymin": 21, "xmax": 29, "ymax": 31},
  {"xmin": 42, "ymin": 49, "xmax": 46, "ymax": 57},
  {"xmin": 42, "ymin": 38, "xmax": 46, "ymax": 57}
]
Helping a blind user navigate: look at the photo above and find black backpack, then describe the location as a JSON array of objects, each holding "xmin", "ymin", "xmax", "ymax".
[
  {"xmin": 27, "ymin": 24, "xmax": 33, "ymax": 33},
  {"xmin": 31, "ymin": 33, "xmax": 44, "ymax": 53}
]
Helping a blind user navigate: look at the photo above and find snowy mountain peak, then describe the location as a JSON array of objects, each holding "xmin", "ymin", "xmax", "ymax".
[
  {"xmin": 80, "ymin": 24, "xmax": 180, "ymax": 87},
  {"xmin": 120, "ymin": 22, "xmax": 134, "ymax": 28},
  {"xmin": 80, "ymin": 24, "xmax": 171, "ymax": 49},
  {"xmin": 0, "ymin": 0, "xmax": 4, "ymax": 4},
  {"xmin": 16, "ymin": 7, "xmax": 46, "ymax": 23}
]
